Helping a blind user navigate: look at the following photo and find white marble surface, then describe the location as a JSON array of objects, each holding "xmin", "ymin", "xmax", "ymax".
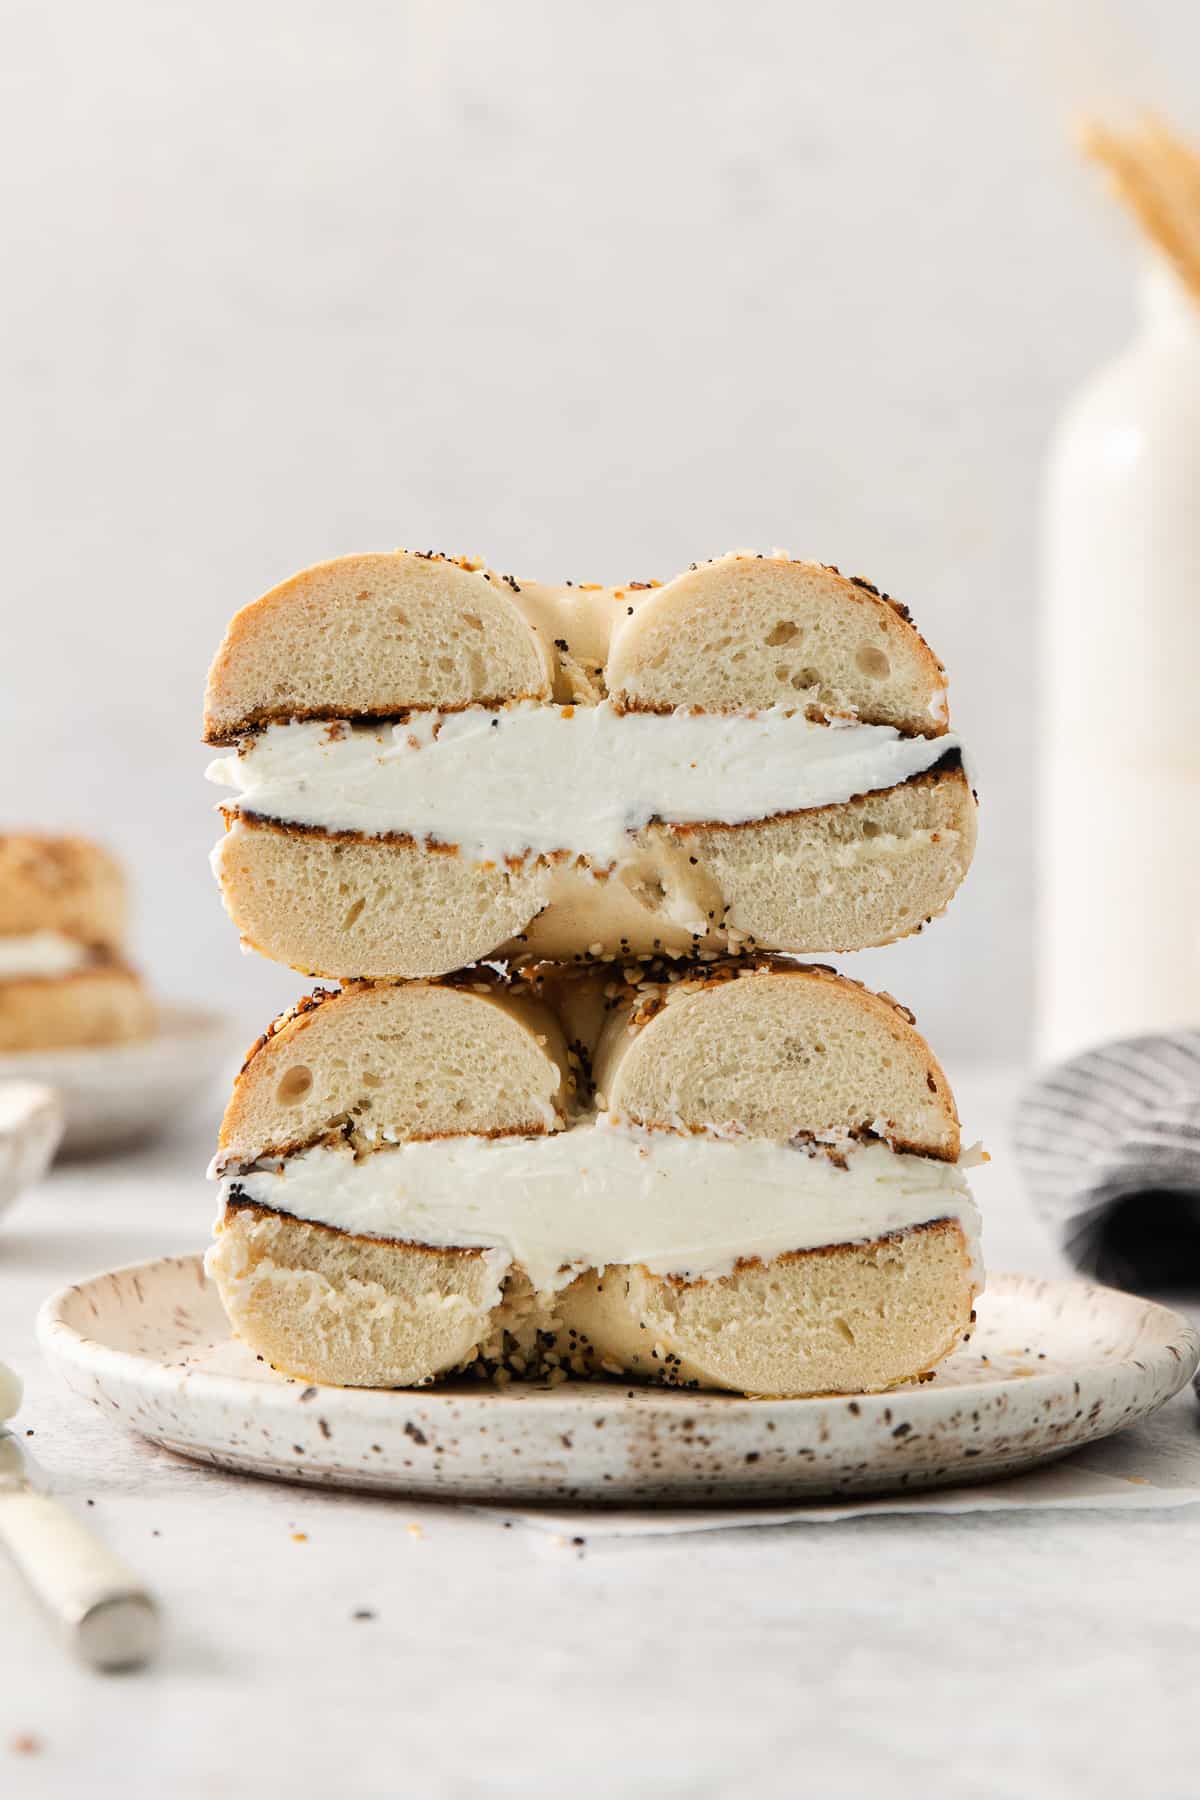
[{"xmin": 1, "ymin": 1065, "xmax": 1198, "ymax": 1799}]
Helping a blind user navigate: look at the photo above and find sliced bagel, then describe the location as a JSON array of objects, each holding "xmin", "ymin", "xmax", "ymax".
[
  {"xmin": 211, "ymin": 763, "xmax": 973, "ymax": 979},
  {"xmin": 204, "ymin": 548, "xmax": 973, "ymax": 977},
  {"xmin": 0, "ymin": 834, "xmax": 155, "ymax": 1050},
  {"xmin": 215, "ymin": 978, "xmax": 571, "ymax": 1173},
  {"xmin": 0, "ymin": 963, "xmax": 155, "ymax": 1052},
  {"xmin": 207, "ymin": 962, "xmax": 980, "ymax": 1396},
  {"xmin": 607, "ymin": 554, "xmax": 948, "ymax": 731},
  {"xmin": 592, "ymin": 957, "xmax": 959, "ymax": 1158},
  {"xmin": 204, "ymin": 551, "xmax": 554, "ymax": 742},
  {"xmin": 210, "ymin": 1208, "xmax": 511, "ymax": 1389},
  {"xmin": 564, "ymin": 959, "xmax": 973, "ymax": 1392},
  {"xmin": 0, "ymin": 834, "xmax": 129, "ymax": 949},
  {"xmin": 658, "ymin": 762, "xmax": 976, "ymax": 959},
  {"xmin": 208, "ymin": 978, "xmax": 572, "ymax": 1388},
  {"xmin": 558, "ymin": 1223, "xmax": 976, "ymax": 1396},
  {"xmin": 210, "ymin": 817, "xmax": 553, "ymax": 982}
]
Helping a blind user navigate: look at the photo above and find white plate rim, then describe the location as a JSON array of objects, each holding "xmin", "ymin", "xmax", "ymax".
[
  {"xmin": 0, "ymin": 1004, "xmax": 238, "ymax": 1153},
  {"xmin": 36, "ymin": 1257, "xmax": 1200, "ymax": 1504}
]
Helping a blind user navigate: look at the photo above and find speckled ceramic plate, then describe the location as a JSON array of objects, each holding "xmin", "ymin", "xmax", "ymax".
[
  {"xmin": 38, "ymin": 1259, "xmax": 1198, "ymax": 1505},
  {"xmin": 0, "ymin": 1006, "xmax": 236, "ymax": 1154}
]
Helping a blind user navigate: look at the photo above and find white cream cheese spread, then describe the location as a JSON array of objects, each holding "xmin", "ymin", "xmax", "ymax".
[
  {"xmin": 216, "ymin": 1125, "xmax": 982, "ymax": 1295},
  {"xmin": 0, "ymin": 932, "xmax": 92, "ymax": 980},
  {"xmin": 207, "ymin": 702, "xmax": 961, "ymax": 862}
]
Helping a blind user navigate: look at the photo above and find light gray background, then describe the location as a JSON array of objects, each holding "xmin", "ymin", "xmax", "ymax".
[{"xmin": 2, "ymin": 0, "xmax": 1195, "ymax": 1063}]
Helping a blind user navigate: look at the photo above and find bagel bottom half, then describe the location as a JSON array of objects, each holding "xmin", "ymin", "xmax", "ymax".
[
  {"xmin": 0, "ymin": 965, "xmax": 156, "ymax": 1053},
  {"xmin": 209, "ymin": 1202, "xmax": 510, "ymax": 1388},
  {"xmin": 208, "ymin": 1202, "xmax": 976, "ymax": 1397},
  {"xmin": 556, "ymin": 1220, "xmax": 976, "ymax": 1395},
  {"xmin": 212, "ymin": 763, "xmax": 974, "ymax": 979}
]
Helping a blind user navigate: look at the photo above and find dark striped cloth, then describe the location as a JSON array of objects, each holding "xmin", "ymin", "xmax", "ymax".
[{"xmin": 1014, "ymin": 1033, "xmax": 1200, "ymax": 1294}]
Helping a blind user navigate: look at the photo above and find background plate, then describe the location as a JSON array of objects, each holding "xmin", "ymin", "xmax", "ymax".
[
  {"xmin": 39, "ymin": 1258, "xmax": 1199, "ymax": 1505},
  {"xmin": 0, "ymin": 1005, "xmax": 235, "ymax": 1154}
]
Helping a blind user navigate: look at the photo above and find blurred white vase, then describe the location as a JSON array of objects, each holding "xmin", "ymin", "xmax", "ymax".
[{"xmin": 1040, "ymin": 258, "xmax": 1200, "ymax": 1062}]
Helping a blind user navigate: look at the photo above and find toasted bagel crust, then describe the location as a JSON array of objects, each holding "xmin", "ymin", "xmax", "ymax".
[
  {"xmin": 218, "ymin": 958, "xmax": 957, "ymax": 1168},
  {"xmin": 209, "ymin": 1204, "xmax": 977, "ymax": 1395},
  {"xmin": 0, "ymin": 965, "xmax": 155, "ymax": 1052},
  {"xmin": 204, "ymin": 548, "xmax": 951, "ymax": 739},
  {"xmin": 210, "ymin": 762, "xmax": 975, "ymax": 979},
  {"xmin": 0, "ymin": 834, "xmax": 129, "ymax": 948},
  {"xmin": 608, "ymin": 555, "xmax": 948, "ymax": 733},
  {"xmin": 204, "ymin": 551, "xmax": 554, "ymax": 743},
  {"xmin": 592, "ymin": 957, "xmax": 960, "ymax": 1160},
  {"xmin": 216, "ymin": 977, "xmax": 571, "ymax": 1173}
]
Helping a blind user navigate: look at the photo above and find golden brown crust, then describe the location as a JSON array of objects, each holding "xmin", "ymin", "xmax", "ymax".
[
  {"xmin": 606, "ymin": 554, "xmax": 950, "ymax": 735},
  {"xmin": 233, "ymin": 956, "xmax": 932, "ymax": 1068},
  {"xmin": 0, "ymin": 834, "xmax": 129, "ymax": 948},
  {"xmin": 557, "ymin": 1217, "xmax": 978, "ymax": 1395},
  {"xmin": 203, "ymin": 550, "xmax": 554, "ymax": 743},
  {"xmin": 227, "ymin": 1118, "xmax": 553, "ymax": 1173},
  {"xmin": 237, "ymin": 986, "xmax": 342, "ymax": 1075},
  {"xmin": 218, "ymin": 807, "xmax": 462, "ymax": 854},
  {"xmin": 204, "ymin": 548, "xmax": 954, "ymax": 742},
  {"xmin": 212, "ymin": 760, "xmax": 974, "ymax": 977},
  {"xmin": 217, "ymin": 977, "xmax": 571, "ymax": 1171},
  {"xmin": 222, "ymin": 1194, "xmax": 487, "ymax": 1258},
  {"xmin": 585, "ymin": 952, "xmax": 922, "ymax": 1030},
  {"xmin": 211, "ymin": 1204, "xmax": 977, "ymax": 1394},
  {"xmin": 235, "ymin": 967, "xmax": 526, "ymax": 1077},
  {"xmin": 664, "ymin": 752, "xmax": 964, "ymax": 834},
  {"xmin": 0, "ymin": 964, "xmax": 155, "ymax": 1052},
  {"xmin": 657, "ymin": 1215, "xmax": 957, "ymax": 1286},
  {"xmin": 206, "ymin": 696, "xmax": 550, "ymax": 748},
  {"xmin": 221, "ymin": 956, "xmax": 958, "ymax": 1169},
  {"xmin": 591, "ymin": 957, "xmax": 960, "ymax": 1161}
]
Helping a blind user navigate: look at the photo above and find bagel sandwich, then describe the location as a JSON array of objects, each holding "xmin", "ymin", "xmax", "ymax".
[
  {"xmin": 205, "ymin": 550, "xmax": 976, "ymax": 978},
  {"xmin": 206, "ymin": 960, "xmax": 982, "ymax": 1397},
  {"xmin": 0, "ymin": 835, "xmax": 155, "ymax": 1052}
]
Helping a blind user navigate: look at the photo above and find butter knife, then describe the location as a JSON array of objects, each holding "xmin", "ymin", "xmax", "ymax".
[{"xmin": 0, "ymin": 1428, "xmax": 159, "ymax": 1669}]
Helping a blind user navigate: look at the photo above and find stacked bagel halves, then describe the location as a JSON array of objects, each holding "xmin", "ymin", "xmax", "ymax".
[
  {"xmin": 0, "ymin": 835, "xmax": 155, "ymax": 1051},
  {"xmin": 203, "ymin": 548, "xmax": 982, "ymax": 1397},
  {"xmin": 205, "ymin": 550, "xmax": 974, "ymax": 976}
]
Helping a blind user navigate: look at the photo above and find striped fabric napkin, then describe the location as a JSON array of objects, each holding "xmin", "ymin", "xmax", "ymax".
[{"xmin": 1014, "ymin": 1033, "xmax": 1200, "ymax": 1294}]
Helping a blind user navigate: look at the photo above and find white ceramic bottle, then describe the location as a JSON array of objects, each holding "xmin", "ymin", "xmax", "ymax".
[{"xmin": 1039, "ymin": 257, "xmax": 1200, "ymax": 1061}]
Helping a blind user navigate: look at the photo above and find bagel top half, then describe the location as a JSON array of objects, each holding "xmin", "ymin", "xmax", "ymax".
[
  {"xmin": 203, "ymin": 549, "xmax": 951, "ymax": 743},
  {"xmin": 0, "ymin": 833, "xmax": 129, "ymax": 950},
  {"xmin": 214, "ymin": 959, "xmax": 959, "ymax": 1177}
]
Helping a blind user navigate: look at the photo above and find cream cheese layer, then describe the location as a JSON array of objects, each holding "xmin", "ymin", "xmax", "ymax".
[
  {"xmin": 217, "ymin": 1126, "xmax": 983, "ymax": 1294},
  {"xmin": 207, "ymin": 702, "xmax": 961, "ymax": 862},
  {"xmin": 0, "ymin": 932, "xmax": 92, "ymax": 980}
]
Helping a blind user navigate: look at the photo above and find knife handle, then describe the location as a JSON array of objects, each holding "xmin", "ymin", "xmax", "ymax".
[{"xmin": 0, "ymin": 1489, "xmax": 158, "ymax": 1669}]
